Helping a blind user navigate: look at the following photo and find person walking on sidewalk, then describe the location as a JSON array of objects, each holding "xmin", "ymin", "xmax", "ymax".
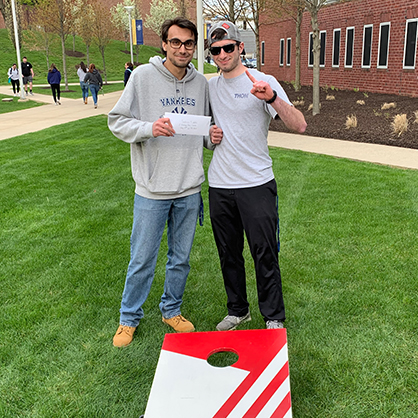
[
  {"xmin": 77, "ymin": 61, "xmax": 89, "ymax": 104},
  {"xmin": 124, "ymin": 62, "xmax": 133, "ymax": 87},
  {"xmin": 108, "ymin": 17, "xmax": 219, "ymax": 347},
  {"xmin": 84, "ymin": 63, "xmax": 102, "ymax": 109},
  {"xmin": 207, "ymin": 21, "xmax": 306, "ymax": 332},
  {"xmin": 21, "ymin": 56, "xmax": 34, "ymax": 96},
  {"xmin": 47, "ymin": 63, "xmax": 61, "ymax": 105},
  {"xmin": 7, "ymin": 64, "xmax": 20, "ymax": 96}
]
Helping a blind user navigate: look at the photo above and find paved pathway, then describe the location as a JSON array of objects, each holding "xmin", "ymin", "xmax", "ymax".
[{"xmin": 1, "ymin": 83, "xmax": 417, "ymax": 170}]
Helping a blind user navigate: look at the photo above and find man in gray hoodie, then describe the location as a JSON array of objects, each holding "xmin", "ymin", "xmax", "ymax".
[{"xmin": 108, "ymin": 17, "xmax": 221, "ymax": 347}]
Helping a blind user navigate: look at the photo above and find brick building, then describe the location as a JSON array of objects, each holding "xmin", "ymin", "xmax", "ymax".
[{"xmin": 260, "ymin": 0, "xmax": 418, "ymax": 97}]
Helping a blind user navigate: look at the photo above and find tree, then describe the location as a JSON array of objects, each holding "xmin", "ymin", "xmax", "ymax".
[
  {"xmin": 304, "ymin": 0, "xmax": 330, "ymax": 115},
  {"xmin": 144, "ymin": 0, "xmax": 178, "ymax": 35},
  {"xmin": 111, "ymin": 0, "xmax": 141, "ymax": 52},
  {"xmin": 74, "ymin": 0, "xmax": 94, "ymax": 65},
  {"xmin": 203, "ymin": 0, "xmax": 247, "ymax": 23},
  {"xmin": 39, "ymin": 0, "xmax": 74, "ymax": 91},
  {"xmin": 90, "ymin": 0, "xmax": 118, "ymax": 83},
  {"xmin": 242, "ymin": 0, "xmax": 267, "ymax": 71},
  {"xmin": 24, "ymin": 5, "xmax": 59, "ymax": 69},
  {"xmin": 265, "ymin": 0, "xmax": 305, "ymax": 91},
  {"xmin": 0, "ymin": 0, "xmax": 23, "ymax": 50}
]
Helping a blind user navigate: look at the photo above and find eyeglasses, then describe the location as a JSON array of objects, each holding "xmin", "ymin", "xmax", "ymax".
[
  {"xmin": 209, "ymin": 43, "xmax": 240, "ymax": 56},
  {"xmin": 166, "ymin": 38, "xmax": 196, "ymax": 50}
]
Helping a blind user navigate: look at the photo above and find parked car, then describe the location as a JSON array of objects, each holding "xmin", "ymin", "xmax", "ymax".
[{"xmin": 241, "ymin": 57, "xmax": 256, "ymax": 68}]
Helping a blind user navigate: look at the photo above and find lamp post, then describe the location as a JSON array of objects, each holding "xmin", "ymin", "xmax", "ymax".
[
  {"xmin": 124, "ymin": 6, "xmax": 135, "ymax": 65},
  {"xmin": 11, "ymin": 0, "xmax": 26, "ymax": 100}
]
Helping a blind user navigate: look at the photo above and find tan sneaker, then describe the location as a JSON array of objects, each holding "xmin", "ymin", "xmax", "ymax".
[
  {"xmin": 113, "ymin": 325, "xmax": 136, "ymax": 347},
  {"xmin": 162, "ymin": 315, "xmax": 195, "ymax": 332}
]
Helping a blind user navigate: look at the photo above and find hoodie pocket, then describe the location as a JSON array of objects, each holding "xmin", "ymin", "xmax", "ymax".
[{"xmin": 148, "ymin": 148, "xmax": 204, "ymax": 195}]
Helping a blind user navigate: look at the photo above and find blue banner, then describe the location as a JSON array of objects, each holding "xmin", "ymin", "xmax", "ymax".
[{"xmin": 132, "ymin": 19, "xmax": 143, "ymax": 45}]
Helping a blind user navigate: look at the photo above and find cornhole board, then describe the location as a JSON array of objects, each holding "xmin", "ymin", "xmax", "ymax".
[{"xmin": 144, "ymin": 329, "xmax": 292, "ymax": 418}]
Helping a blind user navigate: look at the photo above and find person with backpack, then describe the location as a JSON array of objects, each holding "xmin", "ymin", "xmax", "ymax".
[
  {"xmin": 124, "ymin": 62, "xmax": 133, "ymax": 87},
  {"xmin": 8, "ymin": 64, "xmax": 20, "ymax": 96},
  {"xmin": 84, "ymin": 63, "xmax": 103, "ymax": 109}
]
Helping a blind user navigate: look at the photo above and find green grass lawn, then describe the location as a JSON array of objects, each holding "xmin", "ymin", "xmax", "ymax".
[
  {"xmin": 0, "ymin": 93, "xmax": 44, "ymax": 114},
  {"xmin": 0, "ymin": 117, "xmax": 417, "ymax": 417}
]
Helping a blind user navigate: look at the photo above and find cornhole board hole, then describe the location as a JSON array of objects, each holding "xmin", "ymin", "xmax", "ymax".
[{"xmin": 144, "ymin": 329, "xmax": 292, "ymax": 417}]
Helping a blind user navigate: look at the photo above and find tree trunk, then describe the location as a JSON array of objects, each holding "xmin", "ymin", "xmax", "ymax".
[
  {"xmin": 86, "ymin": 44, "xmax": 90, "ymax": 66},
  {"xmin": 61, "ymin": 35, "xmax": 69, "ymax": 91},
  {"xmin": 294, "ymin": 7, "xmax": 303, "ymax": 92},
  {"xmin": 100, "ymin": 46, "xmax": 107, "ymax": 83},
  {"xmin": 180, "ymin": 0, "xmax": 186, "ymax": 17},
  {"xmin": 229, "ymin": 0, "xmax": 235, "ymax": 22},
  {"xmin": 1, "ymin": 0, "xmax": 22, "ymax": 50},
  {"xmin": 73, "ymin": 33, "xmax": 76, "ymax": 51},
  {"xmin": 311, "ymin": 12, "xmax": 320, "ymax": 115}
]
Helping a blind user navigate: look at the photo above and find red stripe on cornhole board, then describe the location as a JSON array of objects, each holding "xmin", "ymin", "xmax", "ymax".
[
  {"xmin": 242, "ymin": 362, "xmax": 290, "ymax": 418},
  {"xmin": 271, "ymin": 392, "xmax": 292, "ymax": 418}
]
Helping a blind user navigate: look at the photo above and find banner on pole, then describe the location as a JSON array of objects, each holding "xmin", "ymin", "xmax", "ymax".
[{"xmin": 132, "ymin": 19, "xmax": 143, "ymax": 45}]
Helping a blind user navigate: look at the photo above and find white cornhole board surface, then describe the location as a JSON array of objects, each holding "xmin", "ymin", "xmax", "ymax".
[{"xmin": 144, "ymin": 329, "xmax": 292, "ymax": 418}]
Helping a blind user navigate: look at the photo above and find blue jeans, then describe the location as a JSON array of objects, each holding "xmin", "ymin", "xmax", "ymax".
[
  {"xmin": 89, "ymin": 83, "xmax": 100, "ymax": 105},
  {"xmin": 119, "ymin": 192, "xmax": 201, "ymax": 327},
  {"xmin": 80, "ymin": 81, "xmax": 89, "ymax": 100}
]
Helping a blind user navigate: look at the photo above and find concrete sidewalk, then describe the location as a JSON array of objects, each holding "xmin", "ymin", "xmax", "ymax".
[
  {"xmin": 0, "ymin": 84, "xmax": 122, "ymax": 140},
  {"xmin": 1, "ymin": 84, "xmax": 417, "ymax": 170}
]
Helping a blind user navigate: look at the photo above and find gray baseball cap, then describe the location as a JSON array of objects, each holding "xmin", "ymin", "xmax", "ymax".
[{"xmin": 208, "ymin": 21, "xmax": 241, "ymax": 46}]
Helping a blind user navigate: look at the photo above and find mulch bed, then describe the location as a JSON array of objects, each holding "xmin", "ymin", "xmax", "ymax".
[{"xmin": 270, "ymin": 83, "xmax": 418, "ymax": 150}]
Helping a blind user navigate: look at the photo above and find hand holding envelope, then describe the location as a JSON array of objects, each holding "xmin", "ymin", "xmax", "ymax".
[
  {"xmin": 164, "ymin": 113, "xmax": 211, "ymax": 136},
  {"xmin": 152, "ymin": 117, "xmax": 176, "ymax": 137}
]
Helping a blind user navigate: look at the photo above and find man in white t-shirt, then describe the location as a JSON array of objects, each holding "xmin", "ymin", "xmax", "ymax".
[{"xmin": 207, "ymin": 21, "xmax": 307, "ymax": 331}]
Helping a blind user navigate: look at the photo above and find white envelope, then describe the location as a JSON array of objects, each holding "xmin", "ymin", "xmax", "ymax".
[{"xmin": 164, "ymin": 112, "xmax": 211, "ymax": 136}]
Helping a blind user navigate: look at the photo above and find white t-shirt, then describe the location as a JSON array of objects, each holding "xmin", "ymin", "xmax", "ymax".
[{"xmin": 208, "ymin": 69, "xmax": 292, "ymax": 189}]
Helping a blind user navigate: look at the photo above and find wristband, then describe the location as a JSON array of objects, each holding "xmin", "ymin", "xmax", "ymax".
[{"xmin": 265, "ymin": 90, "xmax": 277, "ymax": 104}]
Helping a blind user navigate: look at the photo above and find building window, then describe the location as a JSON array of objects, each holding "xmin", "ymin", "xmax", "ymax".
[
  {"xmin": 345, "ymin": 26, "xmax": 355, "ymax": 68},
  {"xmin": 320, "ymin": 31, "xmax": 326, "ymax": 67},
  {"xmin": 286, "ymin": 38, "xmax": 291, "ymax": 66},
  {"xmin": 280, "ymin": 38, "xmax": 284, "ymax": 66},
  {"xmin": 377, "ymin": 22, "xmax": 390, "ymax": 69},
  {"xmin": 362, "ymin": 24, "xmax": 373, "ymax": 68},
  {"xmin": 261, "ymin": 41, "xmax": 265, "ymax": 65},
  {"xmin": 308, "ymin": 32, "xmax": 313, "ymax": 67},
  {"xmin": 404, "ymin": 18, "xmax": 418, "ymax": 69},
  {"xmin": 332, "ymin": 28, "xmax": 341, "ymax": 67}
]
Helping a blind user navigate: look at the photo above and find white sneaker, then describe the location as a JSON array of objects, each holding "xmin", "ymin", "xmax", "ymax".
[
  {"xmin": 57, "ymin": 101, "xmax": 61, "ymax": 105},
  {"xmin": 55, "ymin": 102, "xmax": 59, "ymax": 105},
  {"xmin": 216, "ymin": 311, "xmax": 251, "ymax": 331},
  {"xmin": 30, "ymin": 91, "xmax": 34, "ymax": 96},
  {"xmin": 266, "ymin": 320, "xmax": 284, "ymax": 329}
]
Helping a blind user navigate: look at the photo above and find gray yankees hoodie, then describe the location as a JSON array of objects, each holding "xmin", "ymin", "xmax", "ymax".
[{"xmin": 108, "ymin": 56, "xmax": 214, "ymax": 200}]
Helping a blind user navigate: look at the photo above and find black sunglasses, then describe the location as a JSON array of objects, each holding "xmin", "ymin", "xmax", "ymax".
[{"xmin": 209, "ymin": 42, "xmax": 240, "ymax": 56}]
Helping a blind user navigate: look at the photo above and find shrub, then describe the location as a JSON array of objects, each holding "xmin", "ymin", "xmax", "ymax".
[
  {"xmin": 293, "ymin": 100, "xmax": 305, "ymax": 107},
  {"xmin": 308, "ymin": 103, "xmax": 321, "ymax": 111},
  {"xmin": 391, "ymin": 114, "xmax": 408, "ymax": 136},
  {"xmin": 381, "ymin": 102, "xmax": 396, "ymax": 110},
  {"xmin": 345, "ymin": 114, "xmax": 357, "ymax": 129}
]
